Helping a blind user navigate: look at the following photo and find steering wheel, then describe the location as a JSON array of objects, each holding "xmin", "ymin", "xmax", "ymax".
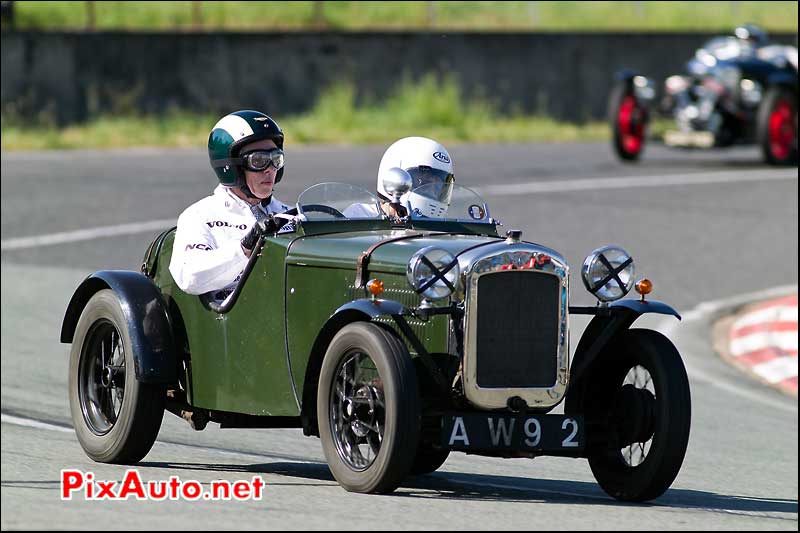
[{"xmin": 295, "ymin": 204, "xmax": 346, "ymax": 219}]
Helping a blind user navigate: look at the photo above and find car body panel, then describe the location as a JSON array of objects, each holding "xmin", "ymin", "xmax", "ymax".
[
  {"xmin": 155, "ymin": 232, "xmax": 300, "ymax": 415},
  {"xmin": 284, "ymin": 230, "xmax": 478, "ymax": 404},
  {"xmin": 154, "ymin": 227, "xmax": 481, "ymax": 415}
]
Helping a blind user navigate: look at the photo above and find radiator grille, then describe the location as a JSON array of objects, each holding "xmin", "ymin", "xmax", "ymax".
[{"xmin": 474, "ymin": 271, "xmax": 559, "ymax": 388}]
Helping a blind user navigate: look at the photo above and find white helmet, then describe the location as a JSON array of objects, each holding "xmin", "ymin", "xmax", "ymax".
[{"xmin": 377, "ymin": 137, "xmax": 455, "ymax": 218}]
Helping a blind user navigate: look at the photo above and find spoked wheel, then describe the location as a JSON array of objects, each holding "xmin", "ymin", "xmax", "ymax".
[
  {"xmin": 609, "ymin": 82, "xmax": 648, "ymax": 161},
  {"xmin": 69, "ymin": 290, "xmax": 165, "ymax": 463},
  {"xmin": 78, "ymin": 321, "xmax": 127, "ymax": 435},
  {"xmin": 318, "ymin": 322, "xmax": 419, "ymax": 493},
  {"xmin": 758, "ymin": 87, "xmax": 798, "ymax": 165},
  {"xmin": 615, "ymin": 366, "xmax": 657, "ymax": 468},
  {"xmin": 574, "ymin": 329, "xmax": 691, "ymax": 502},
  {"xmin": 330, "ymin": 350, "xmax": 386, "ymax": 471}
]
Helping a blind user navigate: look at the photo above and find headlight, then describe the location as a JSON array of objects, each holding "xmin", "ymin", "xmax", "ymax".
[
  {"xmin": 581, "ymin": 246, "xmax": 635, "ymax": 302},
  {"xmin": 739, "ymin": 78, "xmax": 762, "ymax": 106},
  {"xmin": 633, "ymin": 76, "xmax": 656, "ymax": 102},
  {"xmin": 407, "ymin": 246, "xmax": 460, "ymax": 301}
]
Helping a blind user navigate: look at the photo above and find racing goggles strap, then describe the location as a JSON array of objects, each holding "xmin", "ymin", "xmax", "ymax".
[{"xmin": 231, "ymin": 149, "xmax": 285, "ymax": 172}]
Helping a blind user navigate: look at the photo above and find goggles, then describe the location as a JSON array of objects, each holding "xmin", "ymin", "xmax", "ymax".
[
  {"xmin": 406, "ymin": 166, "xmax": 454, "ymax": 189},
  {"xmin": 235, "ymin": 149, "xmax": 285, "ymax": 172}
]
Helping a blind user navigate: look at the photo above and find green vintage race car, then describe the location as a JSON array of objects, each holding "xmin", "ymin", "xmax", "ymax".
[{"xmin": 61, "ymin": 175, "xmax": 691, "ymax": 502}]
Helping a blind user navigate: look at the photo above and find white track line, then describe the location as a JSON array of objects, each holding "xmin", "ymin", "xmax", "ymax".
[
  {"xmin": 475, "ymin": 168, "xmax": 797, "ymax": 197},
  {"xmin": 1, "ymin": 413, "xmax": 74, "ymax": 433},
  {"xmin": 1, "ymin": 219, "xmax": 176, "ymax": 251},
  {"xmin": 3, "ymin": 169, "xmax": 796, "ymax": 251},
  {"xmin": 1, "ymin": 413, "xmax": 319, "ymax": 464}
]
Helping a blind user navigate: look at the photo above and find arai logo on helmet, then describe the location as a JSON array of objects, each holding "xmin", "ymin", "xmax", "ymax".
[
  {"xmin": 433, "ymin": 152, "xmax": 450, "ymax": 164},
  {"xmin": 254, "ymin": 117, "xmax": 269, "ymax": 127}
]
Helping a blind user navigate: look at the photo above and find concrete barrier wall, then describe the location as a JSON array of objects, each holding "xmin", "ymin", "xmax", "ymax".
[{"xmin": 1, "ymin": 31, "xmax": 796, "ymax": 125}]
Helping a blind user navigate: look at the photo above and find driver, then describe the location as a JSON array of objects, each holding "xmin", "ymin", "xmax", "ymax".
[
  {"xmin": 345, "ymin": 136, "xmax": 455, "ymax": 219},
  {"xmin": 169, "ymin": 110, "xmax": 293, "ymax": 299},
  {"xmin": 733, "ymin": 24, "xmax": 769, "ymax": 48}
]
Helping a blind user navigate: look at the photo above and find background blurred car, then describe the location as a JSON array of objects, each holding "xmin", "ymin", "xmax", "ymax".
[{"xmin": 610, "ymin": 24, "xmax": 798, "ymax": 165}]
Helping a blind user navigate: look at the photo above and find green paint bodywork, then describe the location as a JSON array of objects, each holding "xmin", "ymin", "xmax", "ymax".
[{"xmin": 151, "ymin": 220, "xmax": 502, "ymax": 416}]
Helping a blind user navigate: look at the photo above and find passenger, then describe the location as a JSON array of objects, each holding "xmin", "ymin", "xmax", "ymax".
[
  {"xmin": 344, "ymin": 136, "xmax": 456, "ymax": 219},
  {"xmin": 169, "ymin": 110, "xmax": 293, "ymax": 299}
]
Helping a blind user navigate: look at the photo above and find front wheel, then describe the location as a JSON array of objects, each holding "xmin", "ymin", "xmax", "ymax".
[
  {"xmin": 68, "ymin": 290, "xmax": 165, "ymax": 463},
  {"xmin": 757, "ymin": 86, "xmax": 798, "ymax": 165},
  {"xmin": 609, "ymin": 81, "xmax": 649, "ymax": 162},
  {"xmin": 317, "ymin": 322, "xmax": 420, "ymax": 493},
  {"xmin": 574, "ymin": 329, "xmax": 691, "ymax": 502},
  {"xmin": 410, "ymin": 441, "xmax": 450, "ymax": 475}
]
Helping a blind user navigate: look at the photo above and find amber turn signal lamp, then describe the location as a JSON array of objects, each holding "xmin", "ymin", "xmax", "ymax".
[
  {"xmin": 635, "ymin": 278, "xmax": 653, "ymax": 301},
  {"xmin": 367, "ymin": 279, "xmax": 384, "ymax": 298}
]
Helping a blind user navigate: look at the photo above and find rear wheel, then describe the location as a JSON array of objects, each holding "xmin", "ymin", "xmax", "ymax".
[
  {"xmin": 570, "ymin": 329, "xmax": 691, "ymax": 502},
  {"xmin": 68, "ymin": 290, "xmax": 165, "ymax": 463},
  {"xmin": 609, "ymin": 82, "xmax": 649, "ymax": 162},
  {"xmin": 758, "ymin": 86, "xmax": 798, "ymax": 165},
  {"xmin": 317, "ymin": 322, "xmax": 420, "ymax": 493}
]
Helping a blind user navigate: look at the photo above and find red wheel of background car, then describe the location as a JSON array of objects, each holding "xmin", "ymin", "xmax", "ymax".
[
  {"xmin": 768, "ymin": 99, "xmax": 795, "ymax": 161},
  {"xmin": 617, "ymin": 95, "xmax": 645, "ymax": 156}
]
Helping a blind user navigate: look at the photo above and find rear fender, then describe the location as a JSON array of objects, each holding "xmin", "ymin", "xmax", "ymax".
[{"xmin": 60, "ymin": 270, "xmax": 177, "ymax": 384}]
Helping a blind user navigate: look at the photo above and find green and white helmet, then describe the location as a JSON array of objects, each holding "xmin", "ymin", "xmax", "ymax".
[{"xmin": 208, "ymin": 110, "xmax": 285, "ymax": 187}]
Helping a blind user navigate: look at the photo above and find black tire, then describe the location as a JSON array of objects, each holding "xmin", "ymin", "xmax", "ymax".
[
  {"xmin": 572, "ymin": 329, "xmax": 691, "ymax": 502},
  {"xmin": 410, "ymin": 442, "xmax": 450, "ymax": 475},
  {"xmin": 317, "ymin": 322, "xmax": 420, "ymax": 493},
  {"xmin": 757, "ymin": 86, "xmax": 798, "ymax": 165},
  {"xmin": 609, "ymin": 81, "xmax": 648, "ymax": 162},
  {"xmin": 68, "ymin": 290, "xmax": 165, "ymax": 463}
]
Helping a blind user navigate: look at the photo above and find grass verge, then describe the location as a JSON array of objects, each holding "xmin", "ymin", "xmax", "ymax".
[
  {"xmin": 8, "ymin": 1, "xmax": 798, "ymax": 32},
  {"xmin": 1, "ymin": 76, "xmax": 611, "ymax": 151}
]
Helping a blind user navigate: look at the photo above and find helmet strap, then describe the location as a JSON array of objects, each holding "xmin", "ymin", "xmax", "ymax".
[
  {"xmin": 238, "ymin": 173, "xmax": 273, "ymax": 206},
  {"xmin": 237, "ymin": 170, "xmax": 260, "ymax": 200},
  {"xmin": 239, "ymin": 182, "xmax": 259, "ymax": 199}
]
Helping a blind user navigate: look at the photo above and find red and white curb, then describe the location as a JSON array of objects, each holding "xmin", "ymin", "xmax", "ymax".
[{"xmin": 728, "ymin": 294, "xmax": 798, "ymax": 395}]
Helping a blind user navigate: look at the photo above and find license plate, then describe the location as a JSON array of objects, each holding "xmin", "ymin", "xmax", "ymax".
[{"xmin": 441, "ymin": 413, "xmax": 584, "ymax": 453}]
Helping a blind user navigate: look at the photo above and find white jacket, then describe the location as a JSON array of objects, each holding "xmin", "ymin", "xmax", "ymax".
[{"xmin": 169, "ymin": 185, "xmax": 291, "ymax": 296}]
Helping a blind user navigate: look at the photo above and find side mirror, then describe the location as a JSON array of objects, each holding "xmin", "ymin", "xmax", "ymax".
[{"xmin": 380, "ymin": 167, "xmax": 412, "ymax": 203}]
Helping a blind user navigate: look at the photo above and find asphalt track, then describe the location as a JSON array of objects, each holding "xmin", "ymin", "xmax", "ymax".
[{"xmin": 1, "ymin": 141, "xmax": 797, "ymax": 529}]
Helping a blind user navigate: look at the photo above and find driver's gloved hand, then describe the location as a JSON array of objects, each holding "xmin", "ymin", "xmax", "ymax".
[{"xmin": 240, "ymin": 217, "xmax": 274, "ymax": 252}]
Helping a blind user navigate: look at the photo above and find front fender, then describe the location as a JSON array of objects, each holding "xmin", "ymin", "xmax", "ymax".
[
  {"xmin": 60, "ymin": 270, "xmax": 177, "ymax": 384},
  {"xmin": 570, "ymin": 299, "xmax": 680, "ymax": 386},
  {"xmin": 299, "ymin": 298, "xmax": 409, "ymax": 436},
  {"xmin": 615, "ymin": 69, "xmax": 640, "ymax": 84},
  {"xmin": 608, "ymin": 299, "xmax": 681, "ymax": 320},
  {"xmin": 333, "ymin": 298, "xmax": 409, "ymax": 318}
]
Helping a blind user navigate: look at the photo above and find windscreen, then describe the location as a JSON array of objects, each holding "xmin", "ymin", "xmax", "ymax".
[{"xmin": 297, "ymin": 183, "xmax": 383, "ymax": 221}]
